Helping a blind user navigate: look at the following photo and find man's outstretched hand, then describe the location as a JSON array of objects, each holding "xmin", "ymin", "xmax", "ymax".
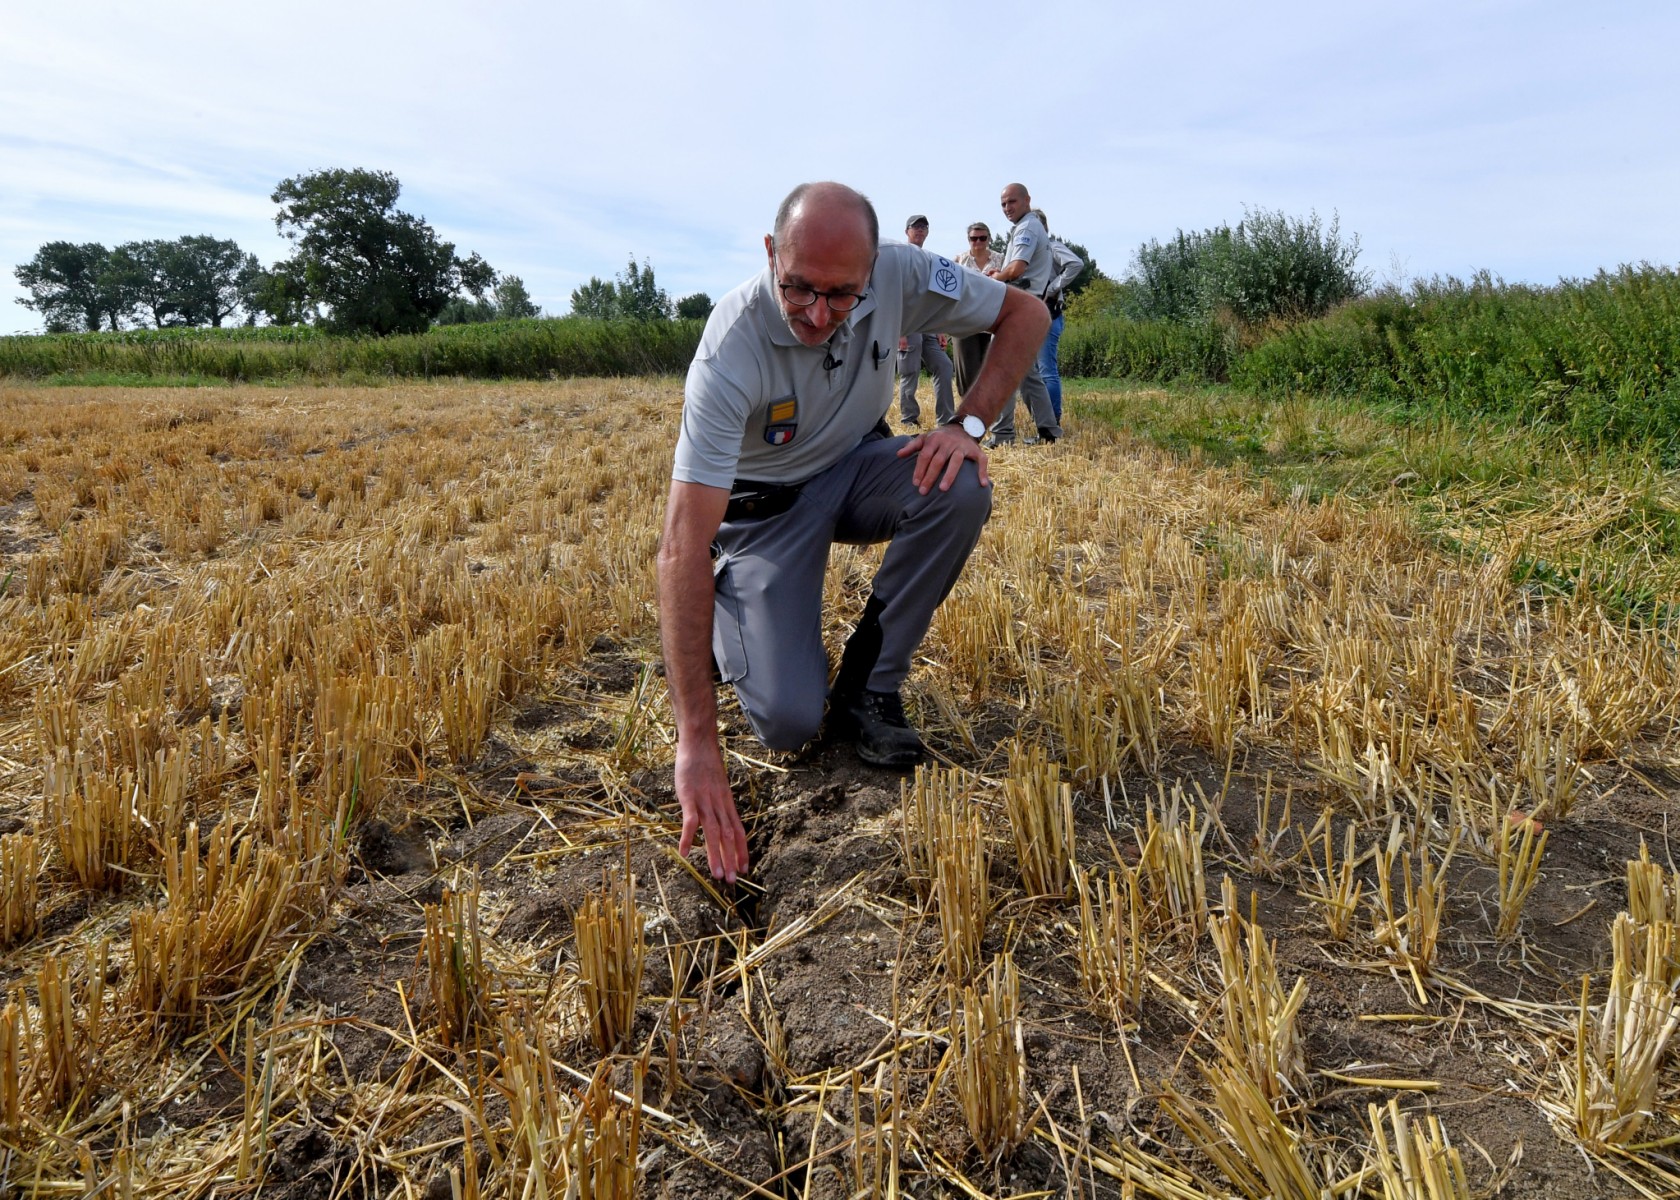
[{"xmin": 674, "ymin": 739, "xmax": 749, "ymax": 883}]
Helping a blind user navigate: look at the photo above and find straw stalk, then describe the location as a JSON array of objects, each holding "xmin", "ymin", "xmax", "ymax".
[
  {"xmin": 1003, "ymin": 741, "xmax": 1076, "ymax": 901},
  {"xmin": 422, "ymin": 873, "xmax": 497, "ymax": 1049},
  {"xmin": 575, "ymin": 870, "xmax": 647, "ymax": 1054},
  {"xmin": 0, "ymin": 831, "xmax": 40, "ymax": 946},
  {"xmin": 1494, "ymin": 808, "xmax": 1547, "ymax": 940},
  {"xmin": 1302, "ymin": 816, "xmax": 1362, "ymax": 941},
  {"xmin": 1367, "ymin": 1098, "xmax": 1470, "ymax": 1200},
  {"xmin": 1073, "ymin": 865, "xmax": 1146, "ymax": 1024},
  {"xmin": 951, "ymin": 954, "xmax": 1026, "ymax": 1162},
  {"xmin": 1211, "ymin": 878, "xmax": 1307, "ymax": 1103}
]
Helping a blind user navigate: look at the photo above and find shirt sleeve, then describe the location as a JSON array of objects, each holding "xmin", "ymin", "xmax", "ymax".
[
  {"xmin": 895, "ymin": 244, "xmax": 1008, "ymax": 340},
  {"xmin": 1048, "ymin": 239, "xmax": 1085, "ymax": 296},
  {"xmin": 1004, "ymin": 223, "xmax": 1038, "ymax": 268},
  {"xmin": 671, "ymin": 355, "xmax": 754, "ymax": 489}
]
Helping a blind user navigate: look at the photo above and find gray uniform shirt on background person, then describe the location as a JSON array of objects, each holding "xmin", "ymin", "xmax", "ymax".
[
  {"xmin": 991, "ymin": 211, "xmax": 1060, "ymax": 441},
  {"xmin": 1046, "ymin": 238, "xmax": 1085, "ymax": 307},
  {"xmin": 1001, "ymin": 210, "xmax": 1054, "ymax": 297},
  {"xmin": 675, "ymin": 242, "xmax": 1007, "ymax": 488}
]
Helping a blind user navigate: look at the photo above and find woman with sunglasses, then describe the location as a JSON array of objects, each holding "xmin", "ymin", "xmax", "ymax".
[{"xmin": 952, "ymin": 224, "xmax": 1016, "ymax": 409}]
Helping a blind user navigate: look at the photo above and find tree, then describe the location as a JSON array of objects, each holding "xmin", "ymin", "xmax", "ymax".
[
  {"xmin": 434, "ymin": 296, "xmax": 499, "ymax": 325},
  {"xmin": 1058, "ymin": 240, "xmax": 1100, "ymax": 299},
  {"xmin": 613, "ymin": 256, "xmax": 673, "ymax": 321},
  {"xmin": 271, "ymin": 168, "xmax": 494, "ymax": 335},
  {"xmin": 14, "ymin": 242, "xmax": 117, "ymax": 331},
  {"xmin": 675, "ymin": 292, "xmax": 714, "ymax": 321},
  {"xmin": 1127, "ymin": 208, "xmax": 1367, "ymax": 325},
  {"xmin": 569, "ymin": 256, "xmax": 673, "ymax": 321},
  {"xmin": 108, "ymin": 240, "xmax": 180, "ymax": 328},
  {"xmin": 168, "ymin": 236, "xmax": 261, "ymax": 327},
  {"xmin": 243, "ymin": 262, "xmax": 311, "ymax": 326},
  {"xmin": 569, "ymin": 276, "xmax": 619, "ymax": 320},
  {"xmin": 493, "ymin": 275, "xmax": 540, "ymax": 320}
]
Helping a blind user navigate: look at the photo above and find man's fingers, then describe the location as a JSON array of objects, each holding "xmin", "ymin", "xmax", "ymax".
[
  {"xmin": 712, "ymin": 809, "xmax": 748, "ymax": 883},
  {"xmin": 704, "ymin": 834, "xmax": 724, "ymax": 879},
  {"xmin": 678, "ymin": 812, "xmax": 698, "ymax": 858},
  {"xmin": 939, "ymin": 450, "xmax": 967, "ymax": 492},
  {"xmin": 700, "ymin": 799, "xmax": 749, "ymax": 883},
  {"xmin": 912, "ymin": 444, "xmax": 942, "ymax": 493}
]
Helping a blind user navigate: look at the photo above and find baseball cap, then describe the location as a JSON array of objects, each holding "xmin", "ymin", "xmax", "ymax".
[{"xmin": 905, "ymin": 214, "xmax": 928, "ymax": 229}]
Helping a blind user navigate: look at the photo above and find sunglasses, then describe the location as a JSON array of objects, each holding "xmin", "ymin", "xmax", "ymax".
[{"xmin": 968, "ymin": 234, "xmax": 988, "ymax": 242}]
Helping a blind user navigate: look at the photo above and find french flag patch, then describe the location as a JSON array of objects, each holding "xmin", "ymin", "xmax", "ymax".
[{"xmin": 766, "ymin": 426, "xmax": 795, "ymax": 445}]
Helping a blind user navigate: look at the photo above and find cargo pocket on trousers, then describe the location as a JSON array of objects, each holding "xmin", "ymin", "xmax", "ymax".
[{"xmin": 711, "ymin": 553, "xmax": 749, "ymax": 684}]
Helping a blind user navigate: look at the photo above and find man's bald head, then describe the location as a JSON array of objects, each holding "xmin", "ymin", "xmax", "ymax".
[
  {"xmin": 1000, "ymin": 182, "xmax": 1032, "ymax": 224},
  {"xmin": 773, "ymin": 182, "xmax": 879, "ymax": 253},
  {"xmin": 764, "ymin": 183, "xmax": 880, "ymax": 347}
]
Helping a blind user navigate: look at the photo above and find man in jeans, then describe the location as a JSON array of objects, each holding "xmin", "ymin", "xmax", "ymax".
[
  {"xmin": 658, "ymin": 181, "xmax": 1047, "ymax": 882},
  {"xmin": 1033, "ymin": 208, "xmax": 1086, "ymax": 424}
]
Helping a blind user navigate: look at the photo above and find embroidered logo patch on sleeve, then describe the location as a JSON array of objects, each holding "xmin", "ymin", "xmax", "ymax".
[
  {"xmin": 765, "ymin": 396, "xmax": 797, "ymax": 445},
  {"xmin": 929, "ymin": 256, "xmax": 962, "ymax": 300}
]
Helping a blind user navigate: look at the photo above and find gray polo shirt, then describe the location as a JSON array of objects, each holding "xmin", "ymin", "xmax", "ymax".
[
  {"xmin": 673, "ymin": 243, "xmax": 1007, "ymax": 489},
  {"xmin": 1003, "ymin": 211, "xmax": 1053, "ymax": 296}
]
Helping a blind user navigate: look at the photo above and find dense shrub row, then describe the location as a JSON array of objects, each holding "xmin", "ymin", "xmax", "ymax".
[
  {"xmin": 1058, "ymin": 316, "xmax": 1236, "ymax": 383},
  {"xmin": 1065, "ymin": 265, "xmax": 1680, "ymax": 455},
  {"xmin": 0, "ymin": 317, "xmax": 704, "ymax": 381}
]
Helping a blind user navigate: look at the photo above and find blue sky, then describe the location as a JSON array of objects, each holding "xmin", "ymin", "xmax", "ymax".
[{"xmin": 2, "ymin": 0, "xmax": 1675, "ymax": 331}]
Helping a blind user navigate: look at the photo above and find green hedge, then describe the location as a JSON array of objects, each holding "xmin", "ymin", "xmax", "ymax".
[
  {"xmin": 1231, "ymin": 268, "xmax": 1680, "ymax": 448},
  {"xmin": 1065, "ymin": 265, "xmax": 1680, "ymax": 455},
  {"xmin": 1057, "ymin": 316, "xmax": 1236, "ymax": 384},
  {"xmin": 0, "ymin": 317, "xmax": 705, "ymax": 381}
]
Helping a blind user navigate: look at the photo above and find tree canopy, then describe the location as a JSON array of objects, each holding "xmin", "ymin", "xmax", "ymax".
[
  {"xmin": 675, "ymin": 292, "xmax": 714, "ymax": 321},
  {"xmin": 434, "ymin": 276, "xmax": 543, "ymax": 326},
  {"xmin": 271, "ymin": 168, "xmax": 494, "ymax": 335},
  {"xmin": 14, "ymin": 237, "xmax": 260, "ymax": 331},
  {"xmin": 570, "ymin": 256, "xmax": 674, "ymax": 321},
  {"xmin": 13, "ymin": 243, "xmax": 121, "ymax": 332},
  {"xmin": 1127, "ymin": 208, "xmax": 1367, "ymax": 325}
]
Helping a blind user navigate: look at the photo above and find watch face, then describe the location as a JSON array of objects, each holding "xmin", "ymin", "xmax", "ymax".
[{"xmin": 962, "ymin": 414, "xmax": 985, "ymax": 438}]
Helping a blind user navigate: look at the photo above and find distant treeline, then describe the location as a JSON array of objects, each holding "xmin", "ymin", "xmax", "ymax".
[
  {"xmin": 0, "ymin": 317, "xmax": 702, "ymax": 382},
  {"xmin": 1063, "ymin": 265, "xmax": 1680, "ymax": 457},
  {"xmin": 12, "ymin": 169, "xmax": 533, "ymax": 337}
]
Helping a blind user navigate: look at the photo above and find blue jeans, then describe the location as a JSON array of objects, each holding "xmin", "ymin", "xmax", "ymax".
[{"xmin": 1037, "ymin": 313, "xmax": 1065, "ymax": 422}]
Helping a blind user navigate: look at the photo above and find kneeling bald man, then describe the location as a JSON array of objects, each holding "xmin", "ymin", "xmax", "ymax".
[{"xmin": 658, "ymin": 181, "xmax": 1049, "ymax": 882}]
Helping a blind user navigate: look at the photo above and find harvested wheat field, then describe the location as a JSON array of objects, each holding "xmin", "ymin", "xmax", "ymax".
[{"xmin": 2, "ymin": 378, "xmax": 1680, "ymax": 1199}]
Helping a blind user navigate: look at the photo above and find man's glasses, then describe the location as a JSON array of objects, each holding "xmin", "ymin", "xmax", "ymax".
[
  {"xmin": 773, "ymin": 253, "xmax": 866, "ymax": 312},
  {"xmin": 968, "ymin": 235, "xmax": 988, "ymax": 242}
]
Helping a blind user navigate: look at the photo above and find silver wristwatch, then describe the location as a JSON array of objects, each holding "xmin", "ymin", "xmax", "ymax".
[{"xmin": 959, "ymin": 413, "xmax": 986, "ymax": 440}]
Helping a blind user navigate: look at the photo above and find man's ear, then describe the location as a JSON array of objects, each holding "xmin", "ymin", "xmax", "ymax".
[{"xmin": 764, "ymin": 235, "xmax": 775, "ymax": 263}]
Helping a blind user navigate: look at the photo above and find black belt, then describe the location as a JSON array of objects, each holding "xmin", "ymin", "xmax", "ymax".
[{"xmin": 725, "ymin": 479, "xmax": 803, "ymax": 522}]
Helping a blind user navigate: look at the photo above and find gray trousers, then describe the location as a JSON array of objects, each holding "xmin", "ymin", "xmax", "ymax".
[
  {"xmin": 991, "ymin": 350, "xmax": 1060, "ymax": 441},
  {"xmin": 897, "ymin": 333, "xmax": 954, "ymax": 425},
  {"xmin": 711, "ymin": 432, "xmax": 992, "ymax": 751}
]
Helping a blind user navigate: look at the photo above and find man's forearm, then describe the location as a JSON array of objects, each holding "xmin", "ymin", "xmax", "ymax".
[
  {"xmin": 954, "ymin": 290, "xmax": 1050, "ymax": 426},
  {"xmin": 658, "ymin": 539, "xmax": 720, "ymax": 744}
]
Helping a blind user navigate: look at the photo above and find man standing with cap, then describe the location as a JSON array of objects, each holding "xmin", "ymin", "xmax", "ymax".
[
  {"xmin": 658, "ymin": 181, "xmax": 1048, "ymax": 883},
  {"xmin": 985, "ymin": 183, "xmax": 1063, "ymax": 444},
  {"xmin": 895, "ymin": 215, "xmax": 956, "ymax": 427}
]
